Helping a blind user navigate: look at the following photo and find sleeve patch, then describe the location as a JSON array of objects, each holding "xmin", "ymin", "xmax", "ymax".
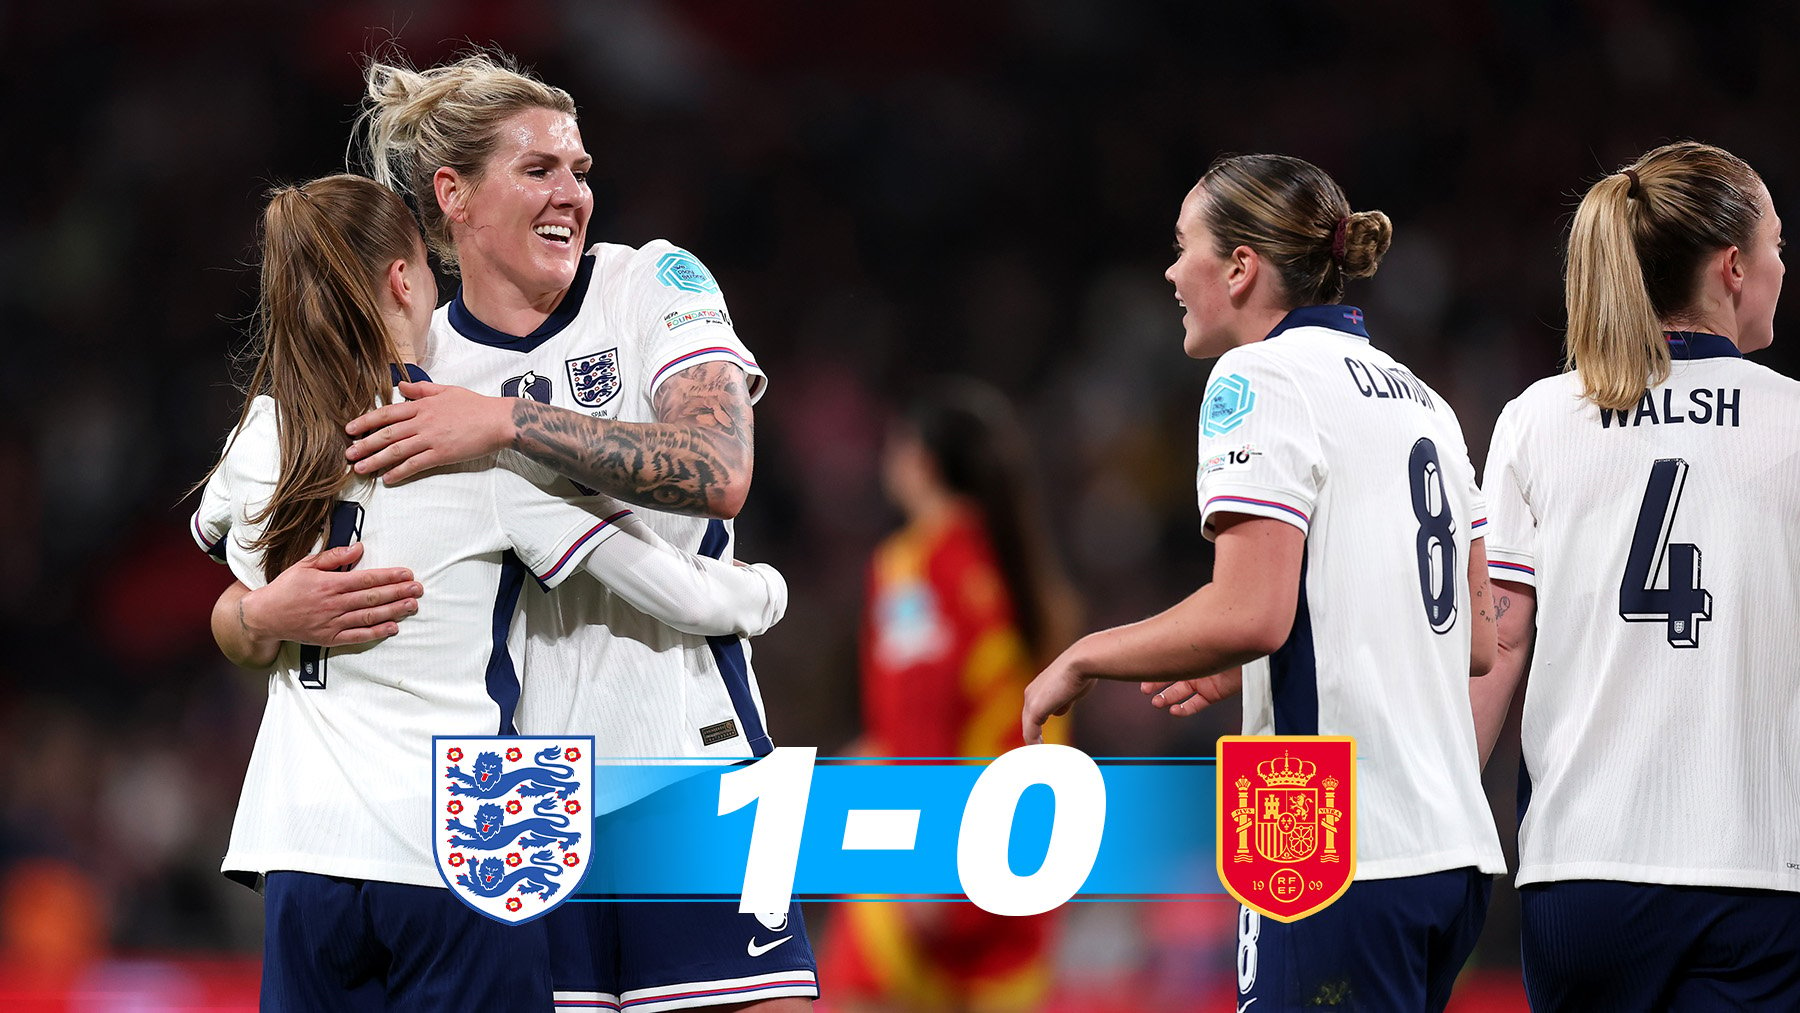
[
  {"xmin": 662, "ymin": 307, "xmax": 733, "ymax": 331},
  {"xmin": 1200, "ymin": 444, "xmax": 1263, "ymax": 476},
  {"xmin": 654, "ymin": 250, "xmax": 719, "ymax": 294},
  {"xmin": 1202, "ymin": 373, "xmax": 1257, "ymax": 436}
]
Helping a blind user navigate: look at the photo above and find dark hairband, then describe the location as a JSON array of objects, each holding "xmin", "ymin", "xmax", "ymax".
[
  {"xmin": 1623, "ymin": 168, "xmax": 1642, "ymax": 200},
  {"xmin": 1330, "ymin": 216, "xmax": 1350, "ymax": 264}
]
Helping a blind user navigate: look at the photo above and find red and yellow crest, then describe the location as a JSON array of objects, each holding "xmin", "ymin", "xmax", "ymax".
[{"xmin": 1216, "ymin": 736, "xmax": 1355, "ymax": 922}]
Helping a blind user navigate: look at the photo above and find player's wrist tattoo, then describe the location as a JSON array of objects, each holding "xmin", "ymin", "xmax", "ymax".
[{"xmin": 508, "ymin": 361, "xmax": 753, "ymax": 516}]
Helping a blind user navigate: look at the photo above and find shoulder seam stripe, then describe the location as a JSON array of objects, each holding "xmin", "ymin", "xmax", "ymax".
[
  {"xmin": 650, "ymin": 347, "xmax": 760, "ymax": 389},
  {"xmin": 1205, "ymin": 495, "xmax": 1310, "ymax": 524}
]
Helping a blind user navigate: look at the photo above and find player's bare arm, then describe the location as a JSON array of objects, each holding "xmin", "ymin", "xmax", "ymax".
[
  {"xmin": 211, "ymin": 543, "xmax": 422, "ymax": 668},
  {"xmin": 1021, "ymin": 515, "xmax": 1302, "ymax": 743},
  {"xmin": 1468, "ymin": 538, "xmax": 1496, "ymax": 678},
  {"xmin": 345, "ymin": 363, "xmax": 753, "ymax": 518},
  {"xmin": 1471, "ymin": 579, "xmax": 1535, "ymax": 767},
  {"xmin": 514, "ymin": 359, "xmax": 753, "ymax": 517}
]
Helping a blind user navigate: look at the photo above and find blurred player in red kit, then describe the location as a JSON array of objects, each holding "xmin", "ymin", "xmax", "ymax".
[{"xmin": 827, "ymin": 379, "xmax": 1079, "ymax": 1012}]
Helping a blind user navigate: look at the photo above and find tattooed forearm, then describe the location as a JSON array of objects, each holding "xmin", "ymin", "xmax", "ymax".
[
  {"xmin": 1494, "ymin": 594, "xmax": 1511, "ymax": 623},
  {"xmin": 509, "ymin": 361, "xmax": 754, "ymax": 517}
]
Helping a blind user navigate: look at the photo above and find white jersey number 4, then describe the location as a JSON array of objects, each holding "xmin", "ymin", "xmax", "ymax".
[{"xmin": 1618, "ymin": 458, "xmax": 1713, "ymax": 648}]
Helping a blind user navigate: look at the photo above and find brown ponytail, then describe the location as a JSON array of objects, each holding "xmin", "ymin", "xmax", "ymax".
[
  {"xmin": 205, "ymin": 174, "xmax": 420, "ymax": 579},
  {"xmin": 1565, "ymin": 142, "xmax": 1764, "ymax": 411}
]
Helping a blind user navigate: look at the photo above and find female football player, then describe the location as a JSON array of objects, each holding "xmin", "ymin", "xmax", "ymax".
[
  {"xmin": 829, "ymin": 379, "xmax": 1077, "ymax": 1011},
  {"xmin": 1021, "ymin": 153, "xmax": 1504, "ymax": 1012},
  {"xmin": 212, "ymin": 52, "xmax": 817, "ymax": 1011},
  {"xmin": 196, "ymin": 174, "xmax": 786, "ymax": 1009},
  {"xmin": 1474, "ymin": 141, "xmax": 1800, "ymax": 1010}
]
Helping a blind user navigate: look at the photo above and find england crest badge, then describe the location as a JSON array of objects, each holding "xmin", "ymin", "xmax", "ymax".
[
  {"xmin": 1216, "ymin": 736, "xmax": 1355, "ymax": 922},
  {"xmin": 565, "ymin": 349, "xmax": 621, "ymax": 409},
  {"xmin": 434, "ymin": 736, "xmax": 594, "ymax": 925}
]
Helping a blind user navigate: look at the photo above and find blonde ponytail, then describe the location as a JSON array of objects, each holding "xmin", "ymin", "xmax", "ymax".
[
  {"xmin": 1564, "ymin": 142, "xmax": 1764, "ymax": 412},
  {"xmin": 1565, "ymin": 173, "xmax": 1669, "ymax": 411}
]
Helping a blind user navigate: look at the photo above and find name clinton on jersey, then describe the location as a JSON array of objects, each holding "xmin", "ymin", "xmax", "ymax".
[
  {"xmin": 1600, "ymin": 387, "xmax": 1741, "ymax": 428},
  {"xmin": 1343, "ymin": 357, "xmax": 1435, "ymax": 409}
]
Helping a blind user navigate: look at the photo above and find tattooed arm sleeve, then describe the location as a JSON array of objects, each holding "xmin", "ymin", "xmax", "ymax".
[{"xmin": 508, "ymin": 360, "xmax": 754, "ymax": 518}]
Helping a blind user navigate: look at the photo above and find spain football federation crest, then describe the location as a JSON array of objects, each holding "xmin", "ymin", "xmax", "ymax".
[
  {"xmin": 434, "ymin": 736, "xmax": 594, "ymax": 925},
  {"xmin": 1216, "ymin": 736, "xmax": 1355, "ymax": 922}
]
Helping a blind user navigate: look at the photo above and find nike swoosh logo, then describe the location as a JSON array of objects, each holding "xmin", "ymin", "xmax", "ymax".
[
  {"xmin": 746, "ymin": 935, "xmax": 793, "ymax": 957},
  {"xmin": 1238, "ymin": 999, "xmax": 1258, "ymax": 1013}
]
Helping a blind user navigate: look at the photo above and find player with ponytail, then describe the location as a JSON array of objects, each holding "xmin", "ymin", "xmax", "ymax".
[
  {"xmin": 194, "ymin": 173, "xmax": 787, "ymax": 1008},
  {"xmin": 1476, "ymin": 141, "xmax": 1798, "ymax": 1010}
]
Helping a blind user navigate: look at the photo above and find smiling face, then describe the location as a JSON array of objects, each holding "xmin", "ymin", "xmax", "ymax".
[
  {"xmin": 1165, "ymin": 186, "xmax": 1237, "ymax": 359},
  {"xmin": 448, "ymin": 106, "xmax": 593, "ymax": 304}
]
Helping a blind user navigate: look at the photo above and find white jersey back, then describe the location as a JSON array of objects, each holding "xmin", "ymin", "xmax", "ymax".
[
  {"xmin": 1195, "ymin": 306, "xmax": 1505, "ymax": 880},
  {"xmin": 193, "ymin": 394, "xmax": 636, "ymax": 887},
  {"xmin": 1484, "ymin": 333, "xmax": 1800, "ymax": 892},
  {"xmin": 422, "ymin": 241, "xmax": 774, "ymax": 759}
]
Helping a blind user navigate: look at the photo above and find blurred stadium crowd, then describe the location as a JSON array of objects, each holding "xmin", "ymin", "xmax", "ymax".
[{"xmin": 2, "ymin": 0, "xmax": 1796, "ymax": 1006}]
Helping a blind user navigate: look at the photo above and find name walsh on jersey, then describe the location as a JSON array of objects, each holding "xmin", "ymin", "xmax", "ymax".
[{"xmin": 1600, "ymin": 387, "xmax": 1741, "ymax": 428}]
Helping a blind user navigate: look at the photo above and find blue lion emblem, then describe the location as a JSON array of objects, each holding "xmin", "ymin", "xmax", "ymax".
[
  {"xmin": 456, "ymin": 851, "xmax": 566, "ymax": 900},
  {"xmin": 445, "ymin": 797, "xmax": 583, "ymax": 851},
  {"xmin": 1202, "ymin": 373, "xmax": 1257, "ymax": 437},
  {"xmin": 654, "ymin": 250, "xmax": 719, "ymax": 294},
  {"xmin": 565, "ymin": 349, "xmax": 621, "ymax": 408},
  {"xmin": 445, "ymin": 747, "xmax": 580, "ymax": 800}
]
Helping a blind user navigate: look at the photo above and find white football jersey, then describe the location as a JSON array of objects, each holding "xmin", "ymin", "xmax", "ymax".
[
  {"xmin": 1196, "ymin": 306, "xmax": 1506, "ymax": 880},
  {"xmin": 1484, "ymin": 332, "xmax": 1800, "ymax": 893},
  {"xmin": 420, "ymin": 241, "xmax": 775, "ymax": 760},
  {"xmin": 192, "ymin": 392, "xmax": 781, "ymax": 887}
]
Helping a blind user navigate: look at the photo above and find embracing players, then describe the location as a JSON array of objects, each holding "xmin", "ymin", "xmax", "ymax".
[{"xmin": 214, "ymin": 52, "xmax": 816, "ymax": 1012}]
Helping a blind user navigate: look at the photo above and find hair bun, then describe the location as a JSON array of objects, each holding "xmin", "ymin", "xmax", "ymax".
[{"xmin": 1338, "ymin": 210, "xmax": 1393, "ymax": 280}]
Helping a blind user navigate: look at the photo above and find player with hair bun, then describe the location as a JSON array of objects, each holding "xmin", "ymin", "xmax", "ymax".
[
  {"xmin": 212, "ymin": 49, "xmax": 817, "ymax": 1012},
  {"xmin": 1475, "ymin": 140, "xmax": 1800, "ymax": 1010},
  {"xmin": 1022, "ymin": 153, "xmax": 1505, "ymax": 1012},
  {"xmin": 195, "ymin": 174, "xmax": 786, "ymax": 1009}
]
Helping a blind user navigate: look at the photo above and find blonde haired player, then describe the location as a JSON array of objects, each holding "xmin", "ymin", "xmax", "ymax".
[
  {"xmin": 1475, "ymin": 141, "xmax": 1800, "ymax": 1010},
  {"xmin": 196, "ymin": 174, "xmax": 784, "ymax": 1009},
  {"xmin": 1022, "ymin": 154, "xmax": 1505, "ymax": 1012},
  {"xmin": 213, "ymin": 51, "xmax": 817, "ymax": 1011}
]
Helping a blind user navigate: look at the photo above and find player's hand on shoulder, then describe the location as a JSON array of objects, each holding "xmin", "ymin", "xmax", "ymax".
[
  {"xmin": 346, "ymin": 381, "xmax": 515, "ymax": 484},
  {"xmin": 1141, "ymin": 668, "xmax": 1244, "ymax": 717},
  {"xmin": 242, "ymin": 543, "xmax": 423, "ymax": 648}
]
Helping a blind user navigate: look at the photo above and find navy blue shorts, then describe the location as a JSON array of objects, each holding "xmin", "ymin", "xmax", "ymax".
[
  {"xmin": 1521, "ymin": 880, "xmax": 1800, "ymax": 1011},
  {"xmin": 548, "ymin": 899, "xmax": 816, "ymax": 1011},
  {"xmin": 1236, "ymin": 866, "xmax": 1490, "ymax": 1012},
  {"xmin": 261, "ymin": 871, "xmax": 553, "ymax": 1011}
]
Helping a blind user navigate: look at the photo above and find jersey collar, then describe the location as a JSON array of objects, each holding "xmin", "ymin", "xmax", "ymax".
[
  {"xmin": 1665, "ymin": 331, "xmax": 1743, "ymax": 360},
  {"xmin": 446, "ymin": 252, "xmax": 597, "ymax": 352},
  {"xmin": 389, "ymin": 363, "xmax": 433, "ymax": 386},
  {"xmin": 1265, "ymin": 304, "xmax": 1370, "ymax": 341}
]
